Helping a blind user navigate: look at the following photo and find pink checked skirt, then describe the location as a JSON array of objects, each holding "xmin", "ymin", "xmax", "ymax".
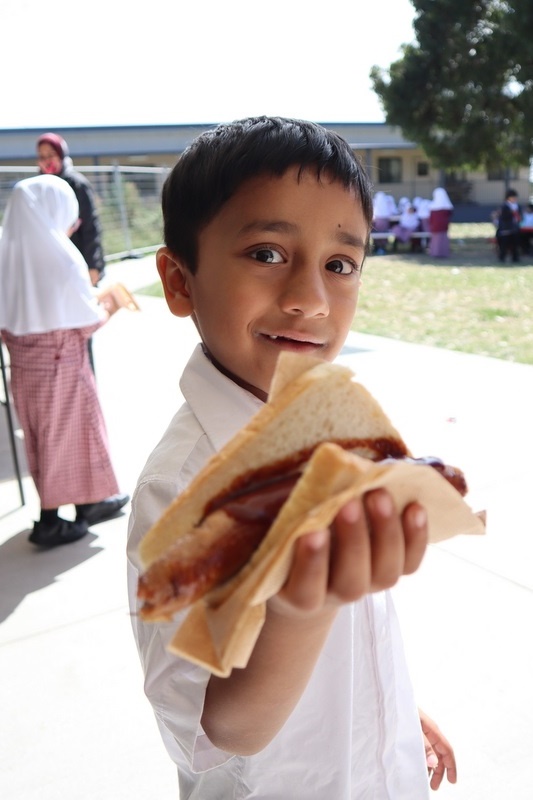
[{"xmin": 2, "ymin": 326, "xmax": 119, "ymax": 508}]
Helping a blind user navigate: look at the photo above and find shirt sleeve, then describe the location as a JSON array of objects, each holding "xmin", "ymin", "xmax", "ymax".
[{"xmin": 127, "ymin": 469, "xmax": 234, "ymax": 773}]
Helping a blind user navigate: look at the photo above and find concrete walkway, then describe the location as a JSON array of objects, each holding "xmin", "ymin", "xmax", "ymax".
[{"xmin": 1, "ymin": 255, "xmax": 532, "ymax": 799}]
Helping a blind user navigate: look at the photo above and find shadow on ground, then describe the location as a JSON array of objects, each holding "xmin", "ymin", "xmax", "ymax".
[{"xmin": 0, "ymin": 528, "xmax": 102, "ymax": 623}]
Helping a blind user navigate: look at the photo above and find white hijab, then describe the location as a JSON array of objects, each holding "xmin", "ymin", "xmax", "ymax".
[
  {"xmin": 385, "ymin": 194, "xmax": 398, "ymax": 215},
  {"xmin": 373, "ymin": 191, "xmax": 390, "ymax": 218},
  {"xmin": 430, "ymin": 187, "xmax": 454, "ymax": 211},
  {"xmin": 399, "ymin": 204, "xmax": 420, "ymax": 229},
  {"xmin": 0, "ymin": 175, "xmax": 105, "ymax": 335},
  {"xmin": 398, "ymin": 196, "xmax": 411, "ymax": 213},
  {"xmin": 416, "ymin": 198, "xmax": 431, "ymax": 219}
]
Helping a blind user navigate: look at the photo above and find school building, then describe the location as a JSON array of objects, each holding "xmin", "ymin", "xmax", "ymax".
[{"xmin": 0, "ymin": 122, "xmax": 531, "ymax": 220}]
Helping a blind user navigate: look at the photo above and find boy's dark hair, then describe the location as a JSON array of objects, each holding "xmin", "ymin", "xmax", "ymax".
[
  {"xmin": 505, "ymin": 188, "xmax": 518, "ymax": 200},
  {"xmin": 162, "ymin": 116, "xmax": 374, "ymax": 272}
]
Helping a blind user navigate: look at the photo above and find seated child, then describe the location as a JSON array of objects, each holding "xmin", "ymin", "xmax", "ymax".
[
  {"xmin": 391, "ymin": 203, "xmax": 421, "ymax": 250},
  {"xmin": 520, "ymin": 202, "xmax": 533, "ymax": 254},
  {"xmin": 371, "ymin": 190, "xmax": 391, "ymax": 255},
  {"xmin": 521, "ymin": 203, "xmax": 533, "ymax": 227},
  {"xmin": 127, "ymin": 116, "xmax": 456, "ymax": 799}
]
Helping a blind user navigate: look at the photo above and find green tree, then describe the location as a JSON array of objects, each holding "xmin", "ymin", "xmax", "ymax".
[{"xmin": 370, "ymin": 0, "xmax": 533, "ymax": 170}]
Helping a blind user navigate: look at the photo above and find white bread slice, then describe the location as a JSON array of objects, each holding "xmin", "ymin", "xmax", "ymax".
[
  {"xmin": 137, "ymin": 352, "xmax": 484, "ymax": 676},
  {"xmin": 139, "ymin": 352, "xmax": 408, "ymax": 569}
]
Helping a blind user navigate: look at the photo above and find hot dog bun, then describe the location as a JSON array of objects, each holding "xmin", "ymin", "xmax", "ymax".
[
  {"xmin": 137, "ymin": 353, "xmax": 484, "ymax": 675},
  {"xmin": 139, "ymin": 354, "xmax": 409, "ymax": 570}
]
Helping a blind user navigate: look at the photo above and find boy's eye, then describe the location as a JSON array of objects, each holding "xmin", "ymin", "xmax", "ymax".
[
  {"xmin": 250, "ymin": 247, "xmax": 284, "ymax": 264},
  {"xmin": 326, "ymin": 258, "xmax": 360, "ymax": 275}
]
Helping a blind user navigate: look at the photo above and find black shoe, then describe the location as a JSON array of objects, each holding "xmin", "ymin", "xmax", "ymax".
[
  {"xmin": 29, "ymin": 518, "xmax": 89, "ymax": 548},
  {"xmin": 76, "ymin": 493, "xmax": 130, "ymax": 526}
]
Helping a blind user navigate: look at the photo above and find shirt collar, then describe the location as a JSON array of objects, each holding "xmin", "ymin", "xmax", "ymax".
[{"xmin": 180, "ymin": 344, "xmax": 264, "ymax": 452}]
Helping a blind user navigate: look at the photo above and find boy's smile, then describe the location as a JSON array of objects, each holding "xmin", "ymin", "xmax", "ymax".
[{"xmin": 160, "ymin": 167, "xmax": 369, "ymax": 400}]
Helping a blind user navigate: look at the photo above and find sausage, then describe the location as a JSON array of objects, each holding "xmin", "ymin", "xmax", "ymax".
[{"xmin": 137, "ymin": 456, "xmax": 466, "ymax": 620}]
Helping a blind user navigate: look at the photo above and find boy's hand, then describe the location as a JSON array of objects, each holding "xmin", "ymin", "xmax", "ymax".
[
  {"xmin": 419, "ymin": 709, "xmax": 457, "ymax": 790},
  {"xmin": 278, "ymin": 489, "xmax": 428, "ymax": 612},
  {"xmin": 204, "ymin": 490, "xmax": 428, "ymax": 755}
]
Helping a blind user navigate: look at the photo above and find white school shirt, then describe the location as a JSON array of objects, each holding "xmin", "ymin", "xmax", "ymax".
[{"xmin": 127, "ymin": 345, "xmax": 430, "ymax": 800}]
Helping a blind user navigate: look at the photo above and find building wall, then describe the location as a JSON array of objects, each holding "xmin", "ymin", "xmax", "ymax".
[
  {"xmin": 369, "ymin": 147, "xmax": 531, "ymax": 207},
  {"xmin": 0, "ymin": 123, "xmax": 530, "ymax": 210}
]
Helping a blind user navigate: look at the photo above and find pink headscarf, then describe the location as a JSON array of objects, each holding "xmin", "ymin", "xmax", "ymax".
[{"xmin": 36, "ymin": 132, "xmax": 69, "ymax": 160}]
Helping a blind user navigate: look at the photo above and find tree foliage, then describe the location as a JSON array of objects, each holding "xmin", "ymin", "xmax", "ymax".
[{"xmin": 370, "ymin": 0, "xmax": 533, "ymax": 169}]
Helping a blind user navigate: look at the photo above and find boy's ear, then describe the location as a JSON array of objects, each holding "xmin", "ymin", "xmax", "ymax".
[{"xmin": 156, "ymin": 247, "xmax": 194, "ymax": 318}]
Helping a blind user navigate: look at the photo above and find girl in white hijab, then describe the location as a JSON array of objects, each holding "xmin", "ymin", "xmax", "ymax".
[
  {"xmin": 0, "ymin": 175, "xmax": 105, "ymax": 334},
  {"xmin": 372, "ymin": 191, "xmax": 391, "ymax": 231},
  {"xmin": 397, "ymin": 196, "xmax": 411, "ymax": 213},
  {"xmin": 416, "ymin": 198, "xmax": 432, "ymax": 230},
  {"xmin": 385, "ymin": 194, "xmax": 398, "ymax": 216},
  {"xmin": 372, "ymin": 191, "xmax": 392, "ymax": 254},
  {"xmin": 0, "ymin": 175, "xmax": 128, "ymax": 548}
]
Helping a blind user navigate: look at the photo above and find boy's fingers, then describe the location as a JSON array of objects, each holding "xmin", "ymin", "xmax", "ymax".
[
  {"xmin": 431, "ymin": 736, "xmax": 457, "ymax": 787},
  {"xmin": 402, "ymin": 502, "xmax": 428, "ymax": 573},
  {"xmin": 420, "ymin": 709, "xmax": 457, "ymax": 788},
  {"xmin": 281, "ymin": 529, "xmax": 330, "ymax": 610},
  {"xmin": 429, "ymin": 758, "xmax": 447, "ymax": 790},
  {"xmin": 364, "ymin": 489, "xmax": 405, "ymax": 589},
  {"xmin": 281, "ymin": 492, "xmax": 428, "ymax": 609},
  {"xmin": 329, "ymin": 498, "xmax": 371, "ymax": 600},
  {"xmin": 364, "ymin": 492, "xmax": 428, "ymax": 584}
]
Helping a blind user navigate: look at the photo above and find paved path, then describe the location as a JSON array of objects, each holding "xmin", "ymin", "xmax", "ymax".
[{"xmin": 1, "ymin": 255, "xmax": 532, "ymax": 799}]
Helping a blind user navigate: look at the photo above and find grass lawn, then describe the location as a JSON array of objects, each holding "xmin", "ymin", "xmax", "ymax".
[
  {"xmin": 137, "ymin": 223, "xmax": 533, "ymax": 365},
  {"xmin": 359, "ymin": 223, "xmax": 533, "ymax": 364}
]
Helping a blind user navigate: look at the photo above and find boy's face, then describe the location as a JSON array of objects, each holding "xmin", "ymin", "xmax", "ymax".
[{"xmin": 159, "ymin": 167, "xmax": 368, "ymax": 400}]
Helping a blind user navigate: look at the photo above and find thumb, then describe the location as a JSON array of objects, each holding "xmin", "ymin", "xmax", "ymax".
[{"xmin": 424, "ymin": 739, "xmax": 439, "ymax": 771}]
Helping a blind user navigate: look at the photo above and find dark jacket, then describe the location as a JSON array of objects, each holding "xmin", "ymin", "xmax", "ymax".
[
  {"xmin": 497, "ymin": 202, "xmax": 522, "ymax": 235},
  {"xmin": 60, "ymin": 166, "xmax": 105, "ymax": 276}
]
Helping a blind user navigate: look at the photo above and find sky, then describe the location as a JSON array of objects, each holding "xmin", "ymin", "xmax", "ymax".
[{"xmin": 2, "ymin": 0, "xmax": 416, "ymax": 130}]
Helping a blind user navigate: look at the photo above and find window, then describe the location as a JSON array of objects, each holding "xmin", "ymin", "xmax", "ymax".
[
  {"xmin": 417, "ymin": 161, "xmax": 429, "ymax": 177},
  {"xmin": 377, "ymin": 157, "xmax": 402, "ymax": 183}
]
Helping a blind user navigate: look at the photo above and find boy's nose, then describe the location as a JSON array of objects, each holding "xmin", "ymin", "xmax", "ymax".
[{"xmin": 278, "ymin": 265, "xmax": 329, "ymax": 317}]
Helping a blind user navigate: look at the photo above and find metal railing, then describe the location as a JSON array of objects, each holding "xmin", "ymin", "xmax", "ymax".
[
  {"xmin": 0, "ymin": 164, "xmax": 170, "ymax": 261},
  {"xmin": 3, "ymin": 165, "xmax": 531, "ymax": 237}
]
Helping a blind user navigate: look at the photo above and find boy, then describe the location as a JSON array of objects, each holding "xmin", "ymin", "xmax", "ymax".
[
  {"xmin": 496, "ymin": 188, "xmax": 522, "ymax": 264},
  {"xmin": 127, "ymin": 117, "xmax": 455, "ymax": 798}
]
